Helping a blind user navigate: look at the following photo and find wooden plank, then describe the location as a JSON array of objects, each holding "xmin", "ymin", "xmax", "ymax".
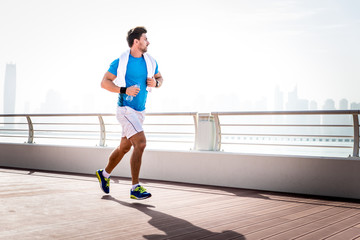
[
  {"xmin": 261, "ymin": 208, "xmax": 356, "ymax": 240},
  {"xmin": 244, "ymin": 208, "xmax": 354, "ymax": 239},
  {"xmin": 295, "ymin": 212, "xmax": 360, "ymax": 240},
  {"xmin": 283, "ymin": 205, "xmax": 333, "ymax": 220},
  {"xmin": 206, "ymin": 202, "xmax": 353, "ymax": 239},
  {"xmin": 325, "ymin": 227, "xmax": 360, "ymax": 240}
]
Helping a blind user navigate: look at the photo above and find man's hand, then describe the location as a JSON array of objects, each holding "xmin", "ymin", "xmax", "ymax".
[
  {"xmin": 147, "ymin": 77, "xmax": 157, "ymax": 88},
  {"xmin": 126, "ymin": 85, "xmax": 140, "ymax": 96}
]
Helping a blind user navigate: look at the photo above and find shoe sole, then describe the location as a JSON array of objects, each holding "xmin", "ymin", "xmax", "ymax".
[{"xmin": 130, "ymin": 194, "xmax": 152, "ymax": 200}]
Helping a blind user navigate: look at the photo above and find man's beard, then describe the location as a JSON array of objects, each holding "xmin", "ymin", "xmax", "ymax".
[{"xmin": 140, "ymin": 46, "xmax": 148, "ymax": 53}]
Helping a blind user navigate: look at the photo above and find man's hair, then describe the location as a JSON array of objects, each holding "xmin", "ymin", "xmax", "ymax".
[{"xmin": 126, "ymin": 26, "xmax": 147, "ymax": 48}]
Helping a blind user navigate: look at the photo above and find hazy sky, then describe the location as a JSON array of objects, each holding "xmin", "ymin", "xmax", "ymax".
[{"xmin": 0, "ymin": 0, "xmax": 359, "ymax": 113}]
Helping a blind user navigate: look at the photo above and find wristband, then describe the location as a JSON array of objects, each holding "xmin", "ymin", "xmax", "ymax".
[
  {"xmin": 155, "ymin": 79, "xmax": 159, "ymax": 88},
  {"xmin": 120, "ymin": 87, "xmax": 127, "ymax": 94}
]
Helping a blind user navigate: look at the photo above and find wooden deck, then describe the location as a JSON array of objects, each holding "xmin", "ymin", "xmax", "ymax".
[{"xmin": 1, "ymin": 167, "xmax": 360, "ymax": 240}]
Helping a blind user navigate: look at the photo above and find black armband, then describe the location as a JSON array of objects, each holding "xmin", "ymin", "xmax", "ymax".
[{"xmin": 120, "ymin": 87, "xmax": 127, "ymax": 94}]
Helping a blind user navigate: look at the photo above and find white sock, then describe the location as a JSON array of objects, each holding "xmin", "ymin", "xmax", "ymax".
[
  {"xmin": 102, "ymin": 169, "xmax": 111, "ymax": 178},
  {"xmin": 132, "ymin": 183, "xmax": 140, "ymax": 191}
]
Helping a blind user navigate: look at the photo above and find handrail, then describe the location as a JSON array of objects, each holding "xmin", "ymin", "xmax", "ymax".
[
  {"xmin": 0, "ymin": 112, "xmax": 198, "ymax": 148},
  {"xmin": 0, "ymin": 112, "xmax": 198, "ymax": 117},
  {"xmin": 211, "ymin": 110, "xmax": 360, "ymax": 115},
  {"xmin": 1, "ymin": 111, "xmax": 360, "ymax": 157},
  {"xmin": 211, "ymin": 110, "xmax": 360, "ymax": 157}
]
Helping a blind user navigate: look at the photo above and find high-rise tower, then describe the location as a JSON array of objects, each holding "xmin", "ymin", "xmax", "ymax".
[
  {"xmin": 3, "ymin": 63, "xmax": 16, "ymax": 113},
  {"xmin": 3, "ymin": 63, "xmax": 16, "ymax": 125}
]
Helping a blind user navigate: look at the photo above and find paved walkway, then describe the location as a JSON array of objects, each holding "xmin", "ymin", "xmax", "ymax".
[{"xmin": 1, "ymin": 168, "xmax": 360, "ymax": 240}]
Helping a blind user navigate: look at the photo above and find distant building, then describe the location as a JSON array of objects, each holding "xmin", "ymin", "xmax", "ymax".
[
  {"xmin": 40, "ymin": 89, "xmax": 65, "ymax": 113},
  {"xmin": 339, "ymin": 99, "xmax": 348, "ymax": 110},
  {"xmin": 308, "ymin": 100, "xmax": 320, "ymax": 124},
  {"xmin": 322, "ymin": 99, "xmax": 351, "ymax": 125},
  {"xmin": 322, "ymin": 99, "xmax": 335, "ymax": 125},
  {"xmin": 322, "ymin": 99, "xmax": 335, "ymax": 110},
  {"xmin": 350, "ymin": 102, "xmax": 360, "ymax": 109},
  {"xmin": 3, "ymin": 63, "xmax": 16, "ymax": 113},
  {"xmin": 338, "ymin": 99, "xmax": 351, "ymax": 125},
  {"xmin": 274, "ymin": 86, "xmax": 283, "ymax": 110},
  {"xmin": 309, "ymin": 101, "xmax": 318, "ymax": 110},
  {"xmin": 285, "ymin": 86, "xmax": 309, "ymax": 110},
  {"xmin": 3, "ymin": 64, "xmax": 16, "ymax": 126},
  {"xmin": 285, "ymin": 86, "xmax": 309, "ymax": 123}
]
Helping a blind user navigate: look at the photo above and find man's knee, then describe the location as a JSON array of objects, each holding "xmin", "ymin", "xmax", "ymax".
[
  {"xmin": 131, "ymin": 133, "xmax": 146, "ymax": 151},
  {"xmin": 119, "ymin": 144, "xmax": 131, "ymax": 154},
  {"xmin": 118, "ymin": 139, "xmax": 132, "ymax": 154},
  {"xmin": 138, "ymin": 140, "xmax": 146, "ymax": 151},
  {"xmin": 133, "ymin": 139, "xmax": 146, "ymax": 151}
]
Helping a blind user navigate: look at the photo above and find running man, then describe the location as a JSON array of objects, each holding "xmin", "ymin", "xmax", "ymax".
[{"xmin": 96, "ymin": 26, "xmax": 163, "ymax": 200}]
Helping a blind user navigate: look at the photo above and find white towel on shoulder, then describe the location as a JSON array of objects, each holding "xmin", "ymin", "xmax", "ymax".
[{"xmin": 114, "ymin": 49, "xmax": 156, "ymax": 92}]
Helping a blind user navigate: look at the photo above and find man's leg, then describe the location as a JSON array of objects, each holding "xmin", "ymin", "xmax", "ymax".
[
  {"xmin": 128, "ymin": 131, "xmax": 151, "ymax": 200},
  {"xmin": 128, "ymin": 131, "xmax": 146, "ymax": 185},
  {"xmin": 105, "ymin": 137, "xmax": 132, "ymax": 174},
  {"xmin": 96, "ymin": 137, "xmax": 131, "ymax": 194}
]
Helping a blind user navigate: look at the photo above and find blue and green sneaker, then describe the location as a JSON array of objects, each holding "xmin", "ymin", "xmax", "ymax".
[
  {"xmin": 130, "ymin": 185, "xmax": 152, "ymax": 200},
  {"xmin": 96, "ymin": 169, "xmax": 110, "ymax": 194}
]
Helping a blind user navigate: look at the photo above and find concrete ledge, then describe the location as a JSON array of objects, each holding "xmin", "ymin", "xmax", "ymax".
[{"xmin": 1, "ymin": 143, "xmax": 359, "ymax": 199}]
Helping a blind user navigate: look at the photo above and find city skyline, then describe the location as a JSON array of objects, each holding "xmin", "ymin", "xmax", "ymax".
[
  {"xmin": 1, "ymin": 63, "xmax": 360, "ymax": 114},
  {"xmin": 0, "ymin": 1, "xmax": 359, "ymax": 114}
]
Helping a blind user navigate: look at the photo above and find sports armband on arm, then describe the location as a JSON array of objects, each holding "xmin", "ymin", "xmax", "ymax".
[{"xmin": 120, "ymin": 87, "xmax": 127, "ymax": 94}]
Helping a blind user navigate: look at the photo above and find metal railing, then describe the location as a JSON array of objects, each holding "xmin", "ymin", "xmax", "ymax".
[
  {"xmin": 212, "ymin": 110, "xmax": 360, "ymax": 157},
  {"xmin": 1, "ymin": 110, "xmax": 359, "ymax": 157},
  {"xmin": 0, "ymin": 113, "xmax": 198, "ymax": 149}
]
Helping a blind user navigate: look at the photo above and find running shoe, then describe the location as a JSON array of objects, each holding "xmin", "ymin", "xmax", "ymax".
[
  {"xmin": 130, "ymin": 185, "xmax": 152, "ymax": 200},
  {"xmin": 96, "ymin": 169, "xmax": 110, "ymax": 194}
]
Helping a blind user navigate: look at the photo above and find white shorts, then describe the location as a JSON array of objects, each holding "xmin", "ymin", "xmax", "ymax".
[{"xmin": 116, "ymin": 106, "xmax": 145, "ymax": 139}]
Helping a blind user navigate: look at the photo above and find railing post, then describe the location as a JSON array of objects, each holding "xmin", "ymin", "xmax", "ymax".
[
  {"xmin": 194, "ymin": 113, "xmax": 217, "ymax": 151},
  {"xmin": 213, "ymin": 113, "xmax": 221, "ymax": 151},
  {"xmin": 352, "ymin": 114, "xmax": 359, "ymax": 157},
  {"xmin": 193, "ymin": 113, "xmax": 199, "ymax": 150},
  {"xmin": 26, "ymin": 116, "xmax": 34, "ymax": 144},
  {"xmin": 98, "ymin": 115, "xmax": 106, "ymax": 147}
]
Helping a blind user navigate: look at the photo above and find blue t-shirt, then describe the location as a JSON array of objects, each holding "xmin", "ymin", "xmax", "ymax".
[{"xmin": 108, "ymin": 54, "xmax": 159, "ymax": 111}]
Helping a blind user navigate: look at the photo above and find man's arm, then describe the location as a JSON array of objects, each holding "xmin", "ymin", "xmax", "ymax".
[
  {"xmin": 154, "ymin": 72, "xmax": 163, "ymax": 88},
  {"xmin": 101, "ymin": 71, "xmax": 139, "ymax": 96},
  {"xmin": 101, "ymin": 71, "xmax": 120, "ymax": 93},
  {"xmin": 147, "ymin": 72, "xmax": 164, "ymax": 88}
]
